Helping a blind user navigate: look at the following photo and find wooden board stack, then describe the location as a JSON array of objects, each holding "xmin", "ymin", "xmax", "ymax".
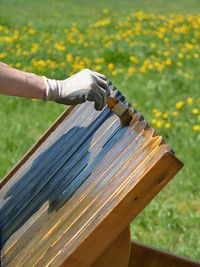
[{"xmin": 0, "ymin": 85, "xmax": 183, "ymax": 267}]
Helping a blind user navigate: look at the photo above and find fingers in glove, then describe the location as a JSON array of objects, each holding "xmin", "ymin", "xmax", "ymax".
[
  {"xmin": 96, "ymin": 84, "xmax": 107, "ymax": 108},
  {"xmin": 93, "ymin": 75, "xmax": 110, "ymax": 95},
  {"xmin": 87, "ymin": 89, "xmax": 104, "ymax": 111},
  {"xmin": 92, "ymin": 71, "xmax": 107, "ymax": 80}
]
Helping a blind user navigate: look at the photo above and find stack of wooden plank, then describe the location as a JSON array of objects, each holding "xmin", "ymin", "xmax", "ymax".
[{"xmin": 0, "ymin": 86, "xmax": 183, "ymax": 267}]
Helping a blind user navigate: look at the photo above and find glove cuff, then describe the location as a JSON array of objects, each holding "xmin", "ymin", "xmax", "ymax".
[{"xmin": 42, "ymin": 76, "xmax": 59, "ymax": 102}]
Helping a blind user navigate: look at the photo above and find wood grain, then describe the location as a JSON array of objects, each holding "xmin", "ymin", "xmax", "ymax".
[
  {"xmin": 128, "ymin": 241, "xmax": 200, "ymax": 267},
  {"xmin": 0, "ymin": 87, "xmax": 183, "ymax": 267}
]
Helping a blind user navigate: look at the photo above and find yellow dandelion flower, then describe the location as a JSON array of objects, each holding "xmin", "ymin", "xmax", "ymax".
[
  {"xmin": 60, "ymin": 62, "xmax": 65, "ymax": 67},
  {"xmin": 129, "ymin": 56, "xmax": 138, "ymax": 64},
  {"xmin": 156, "ymin": 121, "xmax": 163, "ymax": 128},
  {"xmin": 0, "ymin": 52, "xmax": 7, "ymax": 59},
  {"xmin": 102, "ymin": 8, "xmax": 109, "ymax": 14},
  {"xmin": 155, "ymin": 111, "xmax": 162, "ymax": 117},
  {"xmin": 152, "ymin": 108, "xmax": 158, "ymax": 113},
  {"xmin": 95, "ymin": 18, "xmax": 110, "ymax": 27},
  {"xmin": 157, "ymin": 32, "xmax": 164, "ymax": 39},
  {"xmin": 16, "ymin": 62, "xmax": 21, "ymax": 68},
  {"xmin": 193, "ymin": 125, "xmax": 200, "ymax": 131},
  {"xmin": 4, "ymin": 36, "xmax": 13, "ymax": 43},
  {"xmin": 165, "ymin": 123, "xmax": 171, "ymax": 129},
  {"xmin": 139, "ymin": 66, "xmax": 147, "ymax": 74},
  {"xmin": 151, "ymin": 118, "xmax": 157, "ymax": 125},
  {"xmin": 143, "ymin": 59, "xmax": 150, "ymax": 66},
  {"xmin": 172, "ymin": 111, "xmax": 178, "ymax": 116},
  {"xmin": 150, "ymin": 43, "xmax": 156, "ymax": 49},
  {"xmin": 178, "ymin": 53, "xmax": 184, "ymax": 59},
  {"xmin": 165, "ymin": 58, "xmax": 172, "ymax": 65},
  {"xmin": 30, "ymin": 43, "xmax": 40, "ymax": 54},
  {"xmin": 94, "ymin": 65, "xmax": 102, "ymax": 71},
  {"xmin": 176, "ymin": 101, "xmax": 184, "ymax": 110},
  {"xmin": 44, "ymin": 39, "xmax": 50, "ymax": 44},
  {"xmin": 164, "ymin": 38, "xmax": 170, "ymax": 43},
  {"xmin": 23, "ymin": 51, "xmax": 29, "ymax": 57},
  {"xmin": 28, "ymin": 28, "xmax": 36, "ymax": 35},
  {"xmin": 163, "ymin": 112, "xmax": 169, "ymax": 119},
  {"xmin": 187, "ymin": 97, "xmax": 193, "ymax": 105},
  {"xmin": 111, "ymin": 70, "xmax": 117, "ymax": 76},
  {"xmin": 95, "ymin": 57, "xmax": 104, "ymax": 63},
  {"xmin": 185, "ymin": 73, "xmax": 193, "ymax": 79},
  {"xmin": 66, "ymin": 54, "xmax": 73, "ymax": 62},
  {"xmin": 108, "ymin": 63, "xmax": 114, "ymax": 70},
  {"xmin": 128, "ymin": 67, "xmax": 136, "ymax": 75},
  {"xmin": 177, "ymin": 62, "xmax": 183, "ymax": 67},
  {"xmin": 163, "ymin": 51, "xmax": 170, "ymax": 56},
  {"xmin": 118, "ymin": 68, "xmax": 124, "ymax": 74},
  {"xmin": 177, "ymin": 70, "xmax": 183, "ymax": 75},
  {"xmin": 148, "ymin": 64, "xmax": 154, "ymax": 70},
  {"xmin": 192, "ymin": 108, "xmax": 199, "ymax": 114},
  {"xmin": 54, "ymin": 42, "xmax": 66, "ymax": 52}
]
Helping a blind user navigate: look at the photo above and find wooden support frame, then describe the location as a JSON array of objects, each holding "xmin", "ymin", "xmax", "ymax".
[
  {"xmin": 91, "ymin": 227, "xmax": 131, "ymax": 267},
  {"xmin": 84, "ymin": 226, "xmax": 200, "ymax": 267},
  {"xmin": 129, "ymin": 240, "xmax": 200, "ymax": 267}
]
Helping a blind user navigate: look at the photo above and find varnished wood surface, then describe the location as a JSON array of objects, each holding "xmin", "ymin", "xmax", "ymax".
[
  {"xmin": 90, "ymin": 227, "xmax": 131, "ymax": 267},
  {"xmin": 128, "ymin": 241, "xmax": 200, "ymax": 267},
  {"xmin": 0, "ymin": 86, "xmax": 183, "ymax": 267}
]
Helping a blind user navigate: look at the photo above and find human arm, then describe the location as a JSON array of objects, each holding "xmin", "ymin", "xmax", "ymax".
[
  {"xmin": 0, "ymin": 62, "xmax": 46, "ymax": 99},
  {"xmin": 0, "ymin": 62, "xmax": 110, "ymax": 110}
]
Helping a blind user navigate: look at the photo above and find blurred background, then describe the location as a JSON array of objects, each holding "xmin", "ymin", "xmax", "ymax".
[{"xmin": 0, "ymin": 0, "xmax": 199, "ymax": 261}]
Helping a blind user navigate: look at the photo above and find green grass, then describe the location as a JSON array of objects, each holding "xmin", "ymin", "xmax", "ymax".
[{"xmin": 0, "ymin": 0, "xmax": 200, "ymax": 262}]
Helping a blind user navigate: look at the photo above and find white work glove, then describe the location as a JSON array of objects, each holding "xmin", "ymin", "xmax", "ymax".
[{"xmin": 43, "ymin": 68, "xmax": 110, "ymax": 111}]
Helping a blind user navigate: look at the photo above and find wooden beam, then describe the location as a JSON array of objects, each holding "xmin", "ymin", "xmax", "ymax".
[
  {"xmin": 128, "ymin": 241, "xmax": 200, "ymax": 267},
  {"xmin": 90, "ymin": 227, "xmax": 131, "ymax": 267}
]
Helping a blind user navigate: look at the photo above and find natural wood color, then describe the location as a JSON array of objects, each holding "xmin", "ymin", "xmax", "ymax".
[
  {"xmin": 59, "ymin": 150, "xmax": 182, "ymax": 267},
  {"xmin": 1, "ymin": 89, "xmax": 184, "ymax": 267},
  {"xmin": 128, "ymin": 241, "xmax": 200, "ymax": 267},
  {"xmin": 1, "ymin": 102, "xmax": 113, "ymax": 244},
  {"xmin": 89, "ymin": 227, "xmax": 131, "ymax": 267}
]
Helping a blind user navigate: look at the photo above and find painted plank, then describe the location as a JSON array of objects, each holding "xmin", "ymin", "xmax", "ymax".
[{"xmin": 0, "ymin": 86, "xmax": 183, "ymax": 267}]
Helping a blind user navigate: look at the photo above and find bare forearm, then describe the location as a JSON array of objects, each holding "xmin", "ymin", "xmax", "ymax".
[
  {"xmin": 0, "ymin": 62, "xmax": 46, "ymax": 99},
  {"xmin": 0, "ymin": 62, "xmax": 110, "ymax": 111}
]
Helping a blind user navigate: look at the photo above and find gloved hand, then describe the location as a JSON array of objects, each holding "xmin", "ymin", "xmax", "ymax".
[{"xmin": 43, "ymin": 68, "xmax": 110, "ymax": 111}]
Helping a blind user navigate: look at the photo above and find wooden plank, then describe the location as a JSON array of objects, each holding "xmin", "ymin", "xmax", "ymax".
[
  {"xmin": 1, "ymin": 106, "xmax": 113, "ymax": 243},
  {"xmin": 1, "ymin": 90, "xmax": 123, "ymax": 218},
  {"xmin": 1, "ymin": 86, "xmax": 183, "ymax": 267},
  {"xmin": 91, "ymin": 227, "xmax": 131, "ymax": 267},
  {"xmin": 2, "ymin": 110, "xmax": 131, "ymax": 259},
  {"xmin": 24, "ymin": 129, "xmax": 158, "ymax": 266},
  {"xmin": 1, "ymin": 103, "xmax": 109, "ymax": 217},
  {"xmin": 1, "ymin": 96, "xmax": 129, "ymax": 249},
  {"xmin": 2, "ymin": 112, "xmax": 121, "ymax": 254},
  {"xmin": 50, "ymin": 148, "xmax": 182, "ymax": 267},
  {"xmin": 3, "ymin": 115, "xmax": 147, "ymax": 266},
  {"xmin": 128, "ymin": 241, "xmax": 200, "ymax": 267},
  {"xmin": 0, "ymin": 84, "xmax": 119, "ymax": 192}
]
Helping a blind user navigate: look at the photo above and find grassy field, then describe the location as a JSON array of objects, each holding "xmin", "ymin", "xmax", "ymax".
[{"xmin": 0, "ymin": 0, "xmax": 200, "ymax": 261}]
